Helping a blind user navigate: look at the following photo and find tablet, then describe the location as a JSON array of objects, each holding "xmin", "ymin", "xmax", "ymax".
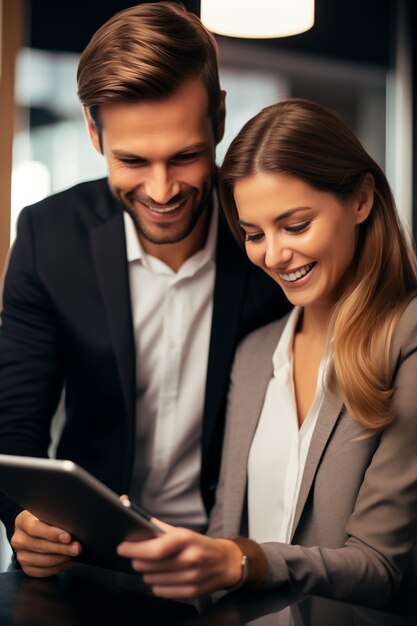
[{"xmin": 0, "ymin": 454, "xmax": 162, "ymax": 573}]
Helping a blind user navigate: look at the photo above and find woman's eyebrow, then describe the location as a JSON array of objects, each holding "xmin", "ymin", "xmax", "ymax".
[{"xmin": 238, "ymin": 207, "xmax": 312, "ymax": 228}]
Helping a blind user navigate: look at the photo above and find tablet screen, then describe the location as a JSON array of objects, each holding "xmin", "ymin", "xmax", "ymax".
[{"xmin": 0, "ymin": 454, "xmax": 161, "ymax": 572}]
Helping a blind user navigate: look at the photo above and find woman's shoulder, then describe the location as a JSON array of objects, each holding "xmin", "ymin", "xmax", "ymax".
[
  {"xmin": 393, "ymin": 297, "xmax": 417, "ymax": 337},
  {"xmin": 391, "ymin": 297, "xmax": 417, "ymax": 365},
  {"xmin": 235, "ymin": 310, "xmax": 292, "ymax": 360}
]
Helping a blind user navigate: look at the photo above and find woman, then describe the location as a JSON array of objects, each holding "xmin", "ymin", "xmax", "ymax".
[{"xmin": 118, "ymin": 99, "xmax": 417, "ymax": 607}]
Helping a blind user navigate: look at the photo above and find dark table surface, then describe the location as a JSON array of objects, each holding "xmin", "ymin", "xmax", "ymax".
[{"xmin": 0, "ymin": 564, "xmax": 416, "ymax": 626}]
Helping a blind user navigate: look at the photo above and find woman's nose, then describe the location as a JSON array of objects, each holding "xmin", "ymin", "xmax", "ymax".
[{"xmin": 264, "ymin": 237, "xmax": 293, "ymax": 269}]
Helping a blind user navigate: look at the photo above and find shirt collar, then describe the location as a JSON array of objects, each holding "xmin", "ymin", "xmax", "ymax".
[
  {"xmin": 181, "ymin": 190, "xmax": 218, "ymax": 275},
  {"xmin": 272, "ymin": 306, "xmax": 303, "ymax": 373},
  {"xmin": 123, "ymin": 211, "xmax": 144, "ymax": 264},
  {"xmin": 272, "ymin": 306, "xmax": 333, "ymax": 385}
]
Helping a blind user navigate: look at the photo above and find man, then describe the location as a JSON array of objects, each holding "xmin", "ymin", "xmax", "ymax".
[{"xmin": 0, "ymin": 2, "xmax": 289, "ymax": 577}]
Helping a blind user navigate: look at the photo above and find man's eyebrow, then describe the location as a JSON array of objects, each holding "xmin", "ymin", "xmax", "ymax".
[
  {"xmin": 238, "ymin": 207, "xmax": 312, "ymax": 228},
  {"xmin": 175, "ymin": 141, "xmax": 210, "ymax": 153},
  {"xmin": 111, "ymin": 149, "xmax": 146, "ymax": 159},
  {"xmin": 111, "ymin": 142, "xmax": 210, "ymax": 159}
]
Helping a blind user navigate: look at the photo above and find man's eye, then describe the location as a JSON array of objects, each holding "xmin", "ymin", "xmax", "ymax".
[
  {"xmin": 244, "ymin": 232, "xmax": 264, "ymax": 243},
  {"xmin": 120, "ymin": 158, "xmax": 147, "ymax": 166},
  {"xmin": 173, "ymin": 153, "xmax": 199, "ymax": 163},
  {"xmin": 285, "ymin": 220, "xmax": 311, "ymax": 234}
]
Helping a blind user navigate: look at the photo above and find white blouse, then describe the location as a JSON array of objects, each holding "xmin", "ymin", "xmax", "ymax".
[{"xmin": 248, "ymin": 307, "xmax": 328, "ymax": 543}]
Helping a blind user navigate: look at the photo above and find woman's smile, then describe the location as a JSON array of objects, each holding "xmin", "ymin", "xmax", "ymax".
[{"xmin": 278, "ymin": 261, "xmax": 317, "ymax": 284}]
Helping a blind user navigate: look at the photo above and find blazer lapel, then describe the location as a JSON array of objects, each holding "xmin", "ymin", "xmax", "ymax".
[
  {"xmin": 201, "ymin": 216, "xmax": 250, "ymax": 465},
  {"xmin": 223, "ymin": 319, "xmax": 288, "ymax": 535},
  {"xmin": 90, "ymin": 212, "xmax": 136, "ymax": 426},
  {"xmin": 223, "ymin": 336, "xmax": 276, "ymax": 534},
  {"xmin": 291, "ymin": 388, "xmax": 344, "ymax": 538}
]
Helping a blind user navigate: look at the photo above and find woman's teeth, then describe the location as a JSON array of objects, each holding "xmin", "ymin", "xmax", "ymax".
[{"xmin": 279, "ymin": 262, "xmax": 315, "ymax": 282}]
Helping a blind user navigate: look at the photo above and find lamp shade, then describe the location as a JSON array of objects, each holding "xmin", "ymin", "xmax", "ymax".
[{"xmin": 200, "ymin": 0, "xmax": 315, "ymax": 39}]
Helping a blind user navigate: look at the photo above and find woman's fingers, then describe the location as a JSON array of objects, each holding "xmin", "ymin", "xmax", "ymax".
[
  {"xmin": 118, "ymin": 526, "xmax": 191, "ymax": 560},
  {"xmin": 118, "ymin": 529, "xmax": 243, "ymax": 598}
]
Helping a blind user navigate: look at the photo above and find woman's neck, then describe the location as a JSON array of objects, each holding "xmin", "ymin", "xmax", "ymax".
[
  {"xmin": 296, "ymin": 305, "xmax": 333, "ymax": 345},
  {"xmin": 292, "ymin": 305, "xmax": 333, "ymax": 427}
]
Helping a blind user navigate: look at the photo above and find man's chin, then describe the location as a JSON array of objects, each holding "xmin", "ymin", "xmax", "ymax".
[{"xmin": 133, "ymin": 222, "xmax": 199, "ymax": 246}]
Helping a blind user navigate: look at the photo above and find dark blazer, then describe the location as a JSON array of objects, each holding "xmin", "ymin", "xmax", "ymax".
[
  {"xmin": 0, "ymin": 178, "xmax": 290, "ymax": 540},
  {"xmin": 209, "ymin": 300, "xmax": 417, "ymax": 608}
]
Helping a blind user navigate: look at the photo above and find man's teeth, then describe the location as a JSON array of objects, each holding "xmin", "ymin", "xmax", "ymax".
[
  {"xmin": 279, "ymin": 262, "xmax": 315, "ymax": 282},
  {"xmin": 147, "ymin": 203, "xmax": 180, "ymax": 214}
]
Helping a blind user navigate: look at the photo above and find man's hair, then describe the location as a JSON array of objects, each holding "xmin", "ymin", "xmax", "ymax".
[{"xmin": 77, "ymin": 2, "xmax": 221, "ymax": 137}]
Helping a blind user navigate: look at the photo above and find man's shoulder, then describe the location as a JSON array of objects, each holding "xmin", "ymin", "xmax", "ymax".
[{"xmin": 21, "ymin": 178, "xmax": 116, "ymax": 221}]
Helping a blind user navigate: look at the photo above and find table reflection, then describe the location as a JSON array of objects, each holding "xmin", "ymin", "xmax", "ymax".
[{"xmin": 0, "ymin": 565, "xmax": 416, "ymax": 626}]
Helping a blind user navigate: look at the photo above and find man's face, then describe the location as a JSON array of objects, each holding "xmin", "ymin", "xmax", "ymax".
[{"xmin": 85, "ymin": 79, "xmax": 225, "ymax": 256}]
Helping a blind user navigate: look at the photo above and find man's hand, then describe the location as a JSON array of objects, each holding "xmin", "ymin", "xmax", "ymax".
[
  {"xmin": 117, "ymin": 519, "xmax": 243, "ymax": 599},
  {"xmin": 11, "ymin": 510, "xmax": 82, "ymax": 577}
]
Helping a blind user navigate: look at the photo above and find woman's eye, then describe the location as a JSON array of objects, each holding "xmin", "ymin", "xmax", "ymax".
[
  {"xmin": 285, "ymin": 220, "xmax": 311, "ymax": 234},
  {"xmin": 244, "ymin": 232, "xmax": 264, "ymax": 243}
]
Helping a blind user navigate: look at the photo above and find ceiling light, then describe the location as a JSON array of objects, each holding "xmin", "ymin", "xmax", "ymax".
[{"xmin": 200, "ymin": 0, "xmax": 315, "ymax": 39}]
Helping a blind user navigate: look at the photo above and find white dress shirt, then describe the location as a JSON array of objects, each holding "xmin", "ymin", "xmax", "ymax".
[
  {"xmin": 248, "ymin": 307, "xmax": 327, "ymax": 543},
  {"xmin": 123, "ymin": 203, "xmax": 218, "ymax": 529}
]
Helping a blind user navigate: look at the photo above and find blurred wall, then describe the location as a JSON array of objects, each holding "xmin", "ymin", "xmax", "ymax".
[{"xmin": 0, "ymin": 0, "xmax": 22, "ymax": 275}]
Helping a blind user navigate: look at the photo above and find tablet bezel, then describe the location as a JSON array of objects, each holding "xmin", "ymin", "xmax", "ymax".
[{"xmin": 0, "ymin": 454, "xmax": 161, "ymax": 572}]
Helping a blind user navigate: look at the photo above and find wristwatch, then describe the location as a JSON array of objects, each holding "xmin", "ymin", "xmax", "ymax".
[{"xmin": 228, "ymin": 553, "xmax": 248, "ymax": 592}]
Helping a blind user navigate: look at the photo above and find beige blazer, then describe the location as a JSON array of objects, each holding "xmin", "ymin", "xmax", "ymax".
[{"xmin": 209, "ymin": 298, "xmax": 417, "ymax": 607}]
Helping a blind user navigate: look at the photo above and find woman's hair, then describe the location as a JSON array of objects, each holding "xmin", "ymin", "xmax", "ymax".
[
  {"xmin": 220, "ymin": 98, "xmax": 417, "ymax": 430},
  {"xmin": 77, "ymin": 2, "xmax": 221, "ymax": 139}
]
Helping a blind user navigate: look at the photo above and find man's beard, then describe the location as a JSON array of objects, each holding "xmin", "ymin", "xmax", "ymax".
[{"xmin": 121, "ymin": 183, "xmax": 213, "ymax": 246}]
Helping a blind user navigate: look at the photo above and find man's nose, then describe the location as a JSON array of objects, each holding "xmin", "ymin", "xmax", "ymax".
[{"xmin": 144, "ymin": 165, "xmax": 181, "ymax": 205}]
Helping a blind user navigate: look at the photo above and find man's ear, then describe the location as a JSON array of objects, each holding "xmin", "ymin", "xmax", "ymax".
[
  {"xmin": 354, "ymin": 172, "xmax": 375, "ymax": 225},
  {"xmin": 82, "ymin": 107, "xmax": 103, "ymax": 155},
  {"xmin": 215, "ymin": 90, "xmax": 226, "ymax": 145}
]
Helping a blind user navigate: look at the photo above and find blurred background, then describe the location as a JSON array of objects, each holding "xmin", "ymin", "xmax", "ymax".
[{"xmin": 0, "ymin": 0, "xmax": 416, "ymax": 570}]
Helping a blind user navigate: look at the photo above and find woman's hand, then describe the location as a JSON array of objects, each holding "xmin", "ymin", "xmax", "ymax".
[
  {"xmin": 117, "ymin": 519, "xmax": 243, "ymax": 599},
  {"xmin": 12, "ymin": 510, "xmax": 81, "ymax": 578}
]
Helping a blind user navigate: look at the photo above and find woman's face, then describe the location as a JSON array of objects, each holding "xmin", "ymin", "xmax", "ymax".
[{"xmin": 234, "ymin": 172, "xmax": 371, "ymax": 311}]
